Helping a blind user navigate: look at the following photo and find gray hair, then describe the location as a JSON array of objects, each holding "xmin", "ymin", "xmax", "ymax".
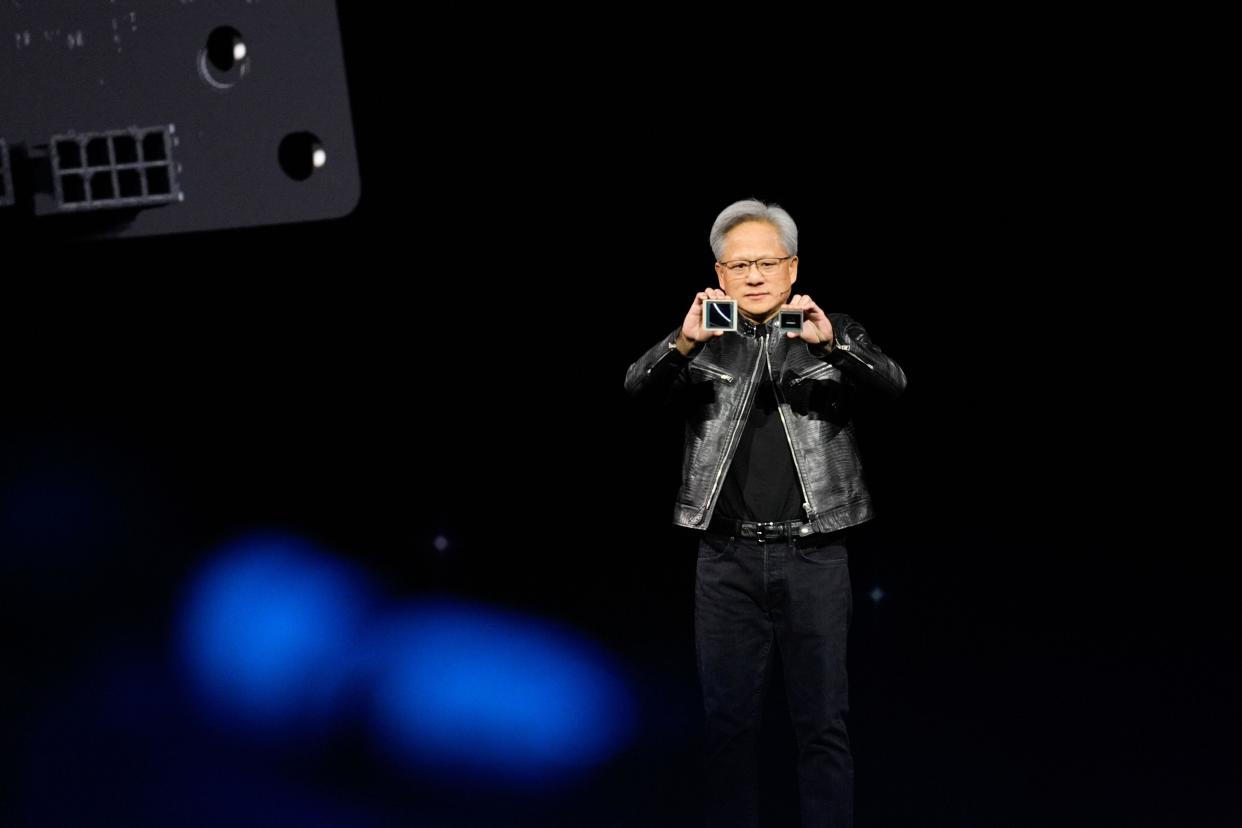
[{"xmin": 709, "ymin": 199, "xmax": 798, "ymax": 260}]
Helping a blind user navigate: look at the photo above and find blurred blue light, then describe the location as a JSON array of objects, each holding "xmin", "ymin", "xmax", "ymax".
[
  {"xmin": 177, "ymin": 533, "xmax": 374, "ymax": 729},
  {"xmin": 367, "ymin": 598, "xmax": 636, "ymax": 784}
]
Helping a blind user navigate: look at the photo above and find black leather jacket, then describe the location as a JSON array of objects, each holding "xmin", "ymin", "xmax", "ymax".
[{"xmin": 624, "ymin": 313, "xmax": 907, "ymax": 534}]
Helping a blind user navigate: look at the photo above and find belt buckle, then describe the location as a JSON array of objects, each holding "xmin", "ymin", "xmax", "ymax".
[{"xmin": 754, "ymin": 521, "xmax": 781, "ymax": 543}]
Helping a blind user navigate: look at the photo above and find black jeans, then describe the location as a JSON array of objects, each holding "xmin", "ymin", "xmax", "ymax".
[{"xmin": 695, "ymin": 529, "xmax": 854, "ymax": 827}]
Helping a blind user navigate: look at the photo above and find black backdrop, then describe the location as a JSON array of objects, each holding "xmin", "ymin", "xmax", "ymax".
[{"xmin": 1, "ymin": 12, "xmax": 1234, "ymax": 828}]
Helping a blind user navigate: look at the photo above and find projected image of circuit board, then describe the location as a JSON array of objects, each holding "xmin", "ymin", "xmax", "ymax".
[{"xmin": 0, "ymin": 1, "xmax": 358, "ymax": 239}]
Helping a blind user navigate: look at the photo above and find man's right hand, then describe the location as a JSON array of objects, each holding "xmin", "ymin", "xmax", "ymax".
[{"xmin": 676, "ymin": 287, "xmax": 729, "ymax": 354}]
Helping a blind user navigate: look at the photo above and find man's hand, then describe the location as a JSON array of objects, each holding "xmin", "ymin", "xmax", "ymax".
[
  {"xmin": 676, "ymin": 287, "xmax": 730, "ymax": 354},
  {"xmin": 784, "ymin": 294, "xmax": 834, "ymax": 349}
]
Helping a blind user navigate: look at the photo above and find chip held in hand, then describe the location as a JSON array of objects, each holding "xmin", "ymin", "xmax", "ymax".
[
  {"xmin": 778, "ymin": 308, "xmax": 804, "ymax": 333},
  {"xmin": 703, "ymin": 299, "xmax": 738, "ymax": 332}
]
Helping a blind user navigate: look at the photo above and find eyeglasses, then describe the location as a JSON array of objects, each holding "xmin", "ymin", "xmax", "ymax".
[{"xmin": 717, "ymin": 256, "xmax": 792, "ymax": 279}]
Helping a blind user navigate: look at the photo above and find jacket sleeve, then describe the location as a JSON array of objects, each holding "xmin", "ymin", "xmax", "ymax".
[
  {"xmin": 812, "ymin": 314, "xmax": 907, "ymax": 400},
  {"xmin": 623, "ymin": 326, "xmax": 705, "ymax": 407}
]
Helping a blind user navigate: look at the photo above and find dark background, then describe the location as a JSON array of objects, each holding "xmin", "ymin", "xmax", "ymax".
[{"xmin": 2, "ymin": 9, "xmax": 1233, "ymax": 828}]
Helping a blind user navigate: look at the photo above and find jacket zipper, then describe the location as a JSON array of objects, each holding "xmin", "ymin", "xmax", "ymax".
[
  {"xmin": 837, "ymin": 342, "xmax": 875, "ymax": 371},
  {"xmin": 763, "ymin": 331, "xmax": 817, "ymax": 520},
  {"xmin": 693, "ymin": 335, "xmax": 765, "ymax": 524},
  {"xmin": 788, "ymin": 364, "xmax": 834, "ymax": 387},
  {"xmin": 689, "ymin": 362, "xmax": 735, "ymax": 383}
]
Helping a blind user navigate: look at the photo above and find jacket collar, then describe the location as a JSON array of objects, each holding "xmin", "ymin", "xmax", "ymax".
[{"xmin": 738, "ymin": 314, "xmax": 770, "ymax": 338}]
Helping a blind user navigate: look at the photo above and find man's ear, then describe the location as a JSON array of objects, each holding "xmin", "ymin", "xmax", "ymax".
[{"xmin": 788, "ymin": 255, "xmax": 798, "ymax": 286}]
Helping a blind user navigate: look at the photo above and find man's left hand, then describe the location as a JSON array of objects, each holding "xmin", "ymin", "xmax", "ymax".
[{"xmin": 784, "ymin": 294, "xmax": 834, "ymax": 348}]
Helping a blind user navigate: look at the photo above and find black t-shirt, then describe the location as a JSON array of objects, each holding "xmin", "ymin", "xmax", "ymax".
[{"xmin": 714, "ymin": 356, "xmax": 805, "ymax": 523}]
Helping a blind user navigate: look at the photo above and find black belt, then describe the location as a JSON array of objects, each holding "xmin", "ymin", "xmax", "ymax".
[{"xmin": 707, "ymin": 516, "xmax": 818, "ymax": 543}]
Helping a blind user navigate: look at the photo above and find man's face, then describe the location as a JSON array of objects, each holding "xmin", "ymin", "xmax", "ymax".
[{"xmin": 714, "ymin": 221, "xmax": 799, "ymax": 323}]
